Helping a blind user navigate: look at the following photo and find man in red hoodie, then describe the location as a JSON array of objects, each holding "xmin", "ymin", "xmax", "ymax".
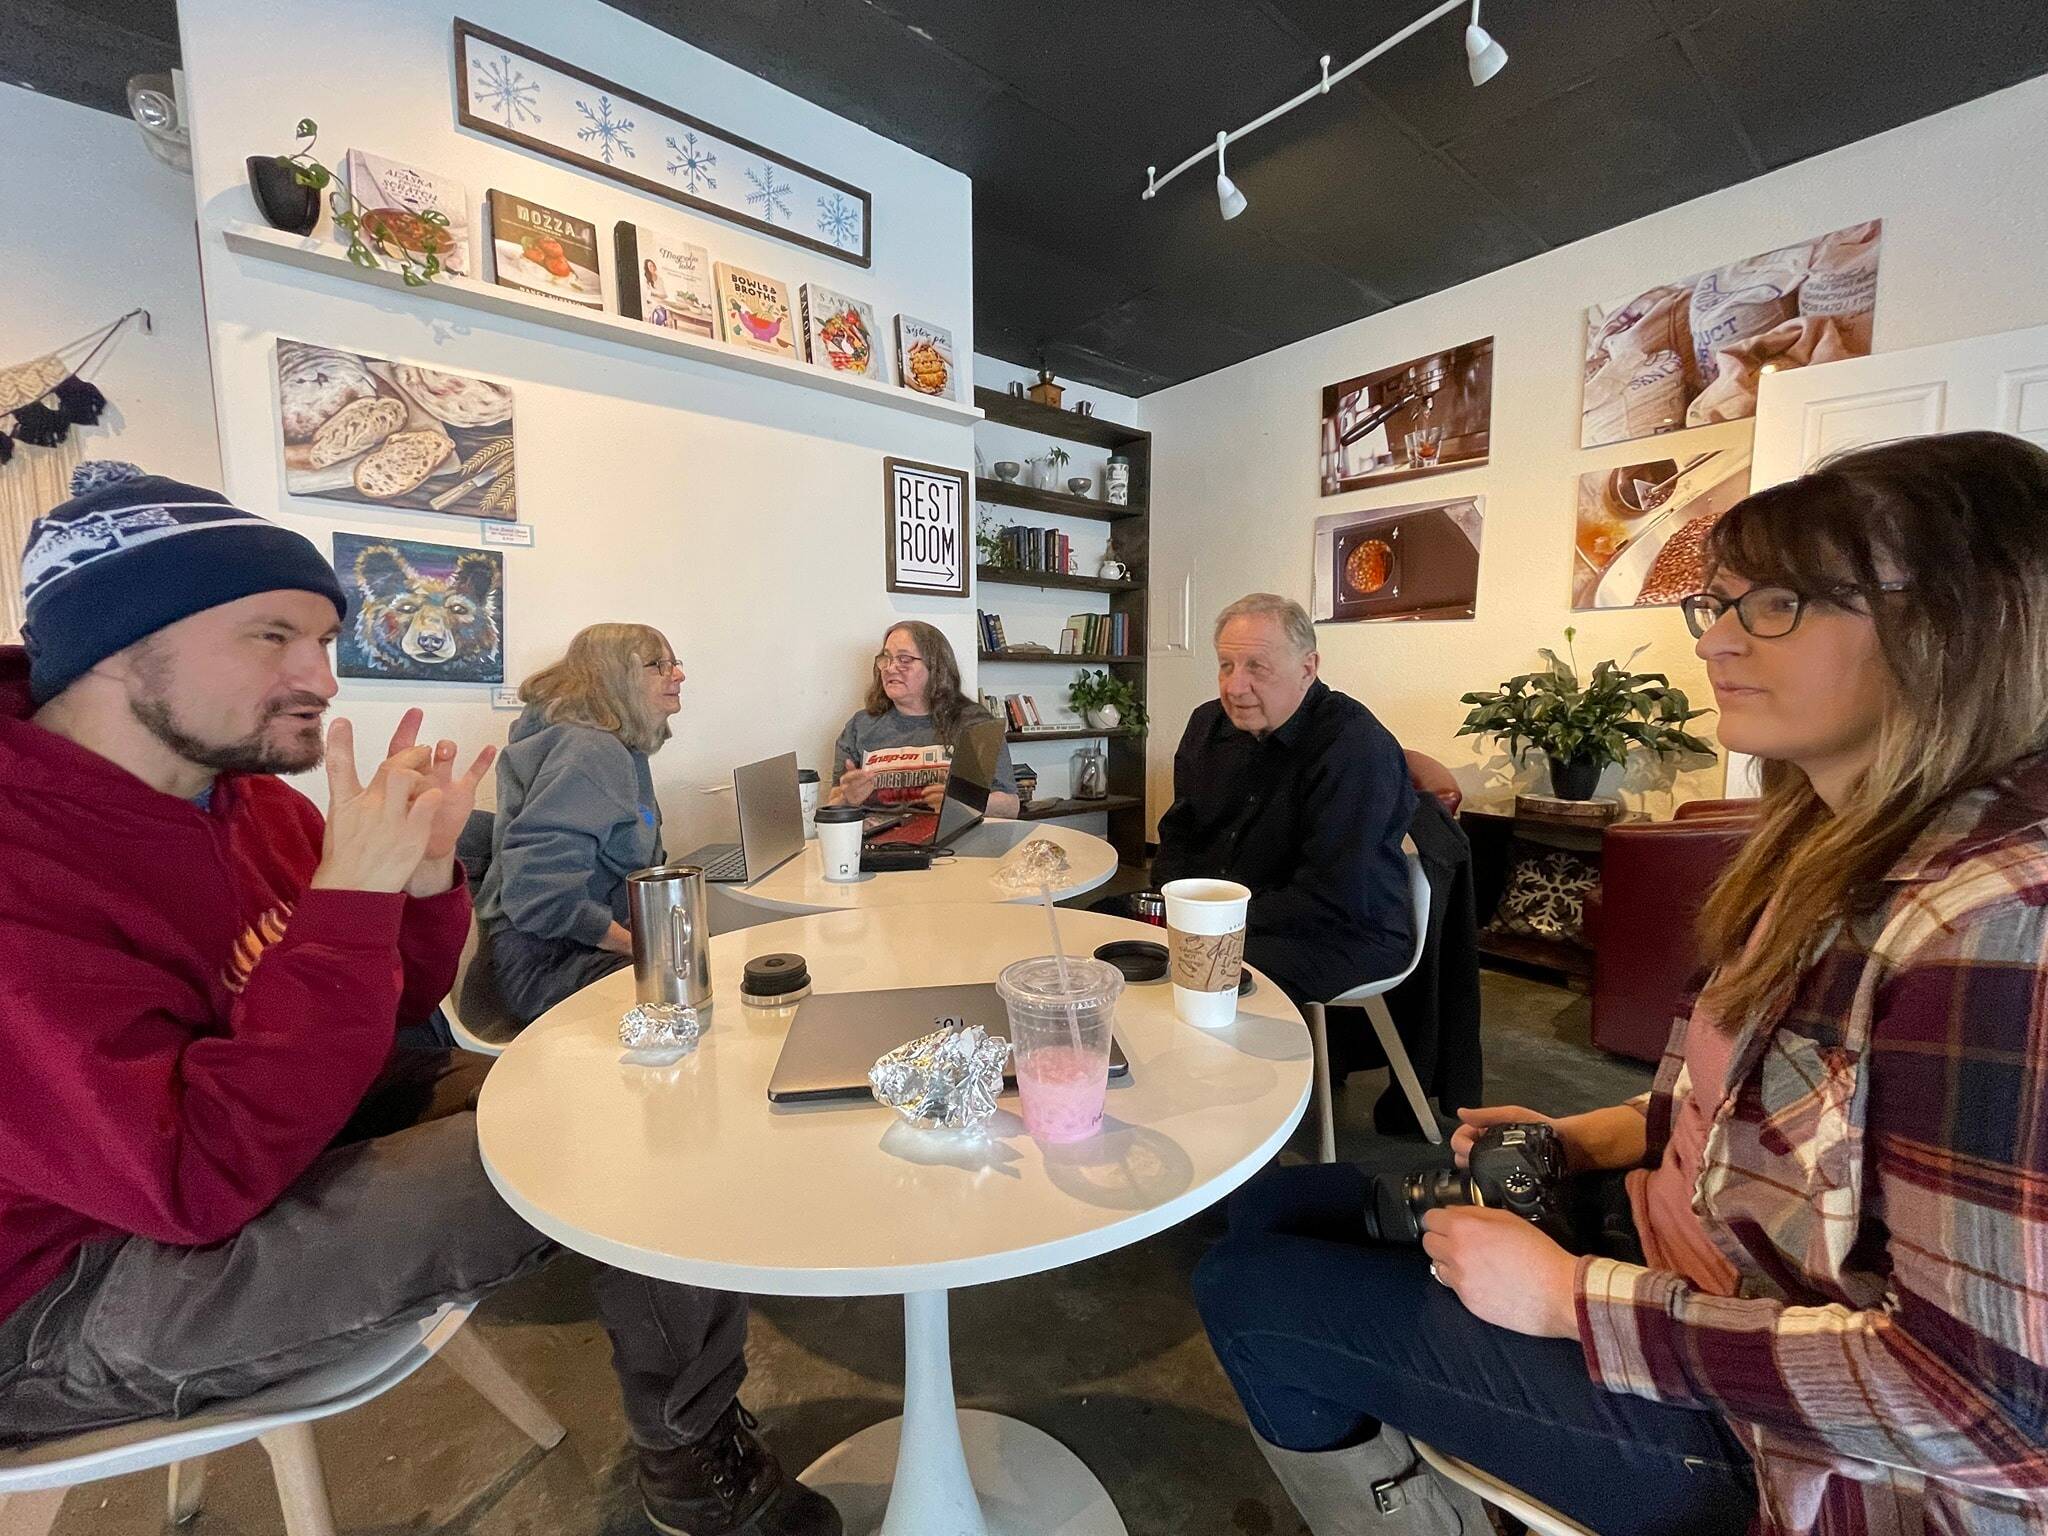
[{"xmin": 0, "ymin": 465, "xmax": 838, "ymax": 1536}]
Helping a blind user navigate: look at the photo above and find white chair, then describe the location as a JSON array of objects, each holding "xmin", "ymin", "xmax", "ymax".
[
  {"xmin": 0, "ymin": 1303, "xmax": 562, "ymax": 1536},
  {"xmin": 446, "ymin": 915, "xmax": 516, "ymax": 1058},
  {"xmin": 1414, "ymin": 1439, "xmax": 1599, "ymax": 1536},
  {"xmin": 1305, "ymin": 848, "xmax": 1442, "ymax": 1159}
]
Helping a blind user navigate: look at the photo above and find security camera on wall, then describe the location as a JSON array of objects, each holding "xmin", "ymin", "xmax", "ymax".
[{"xmin": 127, "ymin": 69, "xmax": 190, "ymax": 174}]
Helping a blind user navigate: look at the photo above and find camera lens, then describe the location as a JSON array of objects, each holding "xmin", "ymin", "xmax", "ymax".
[{"xmin": 1361, "ymin": 1167, "xmax": 1477, "ymax": 1245}]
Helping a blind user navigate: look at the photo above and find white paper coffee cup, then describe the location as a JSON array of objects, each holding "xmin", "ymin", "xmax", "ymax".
[
  {"xmin": 815, "ymin": 807, "xmax": 865, "ymax": 883},
  {"xmin": 1162, "ymin": 878, "xmax": 1251, "ymax": 1028}
]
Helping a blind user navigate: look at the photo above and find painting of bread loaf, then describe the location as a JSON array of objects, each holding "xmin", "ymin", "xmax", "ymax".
[
  {"xmin": 276, "ymin": 340, "xmax": 517, "ymax": 520},
  {"xmin": 333, "ymin": 533, "xmax": 505, "ymax": 684}
]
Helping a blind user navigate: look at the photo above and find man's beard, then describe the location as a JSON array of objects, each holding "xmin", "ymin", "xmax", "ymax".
[{"xmin": 127, "ymin": 658, "xmax": 327, "ymax": 776}]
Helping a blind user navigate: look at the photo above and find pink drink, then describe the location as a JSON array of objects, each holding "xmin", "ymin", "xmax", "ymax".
[{"xmin": 1014, "ymin": 1043, "xmax": 1109, "ymax": 1143}]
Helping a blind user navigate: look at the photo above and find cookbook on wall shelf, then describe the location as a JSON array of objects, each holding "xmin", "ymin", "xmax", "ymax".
[
  {"xmin": 454, "ymin": 18, "xmax": 872, "ymax": 267},
  {"xmin": 614, "ymin": 221, "xmax": 715, "ymax": 337},
  {"xmin": 275, "ymin": 339, "xmax": 517, "ymax": 520},
  {"xmin": 799, "ymin": 283, "xmax": 885, "ymax": 380},
  {"xmin": 344, "ymin": 148, "xmax": 471, "ymax": 277},
  {"xmin": 715, "ymin": 262, "xmax": 798, "ymax": 358},
  {"xmin": 487, "ymin": 190, "xmax": 602, "ymax": 309}
]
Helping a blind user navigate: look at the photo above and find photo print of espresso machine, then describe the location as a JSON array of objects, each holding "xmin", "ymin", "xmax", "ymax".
[{"xmin": 1319, "ymin": 337, "xmax": 1495, "ymax": 495}]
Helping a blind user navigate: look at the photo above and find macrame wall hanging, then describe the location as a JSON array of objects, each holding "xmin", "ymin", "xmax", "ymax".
[{"xmin": 0, "ymin": 310, "xmax": 140, "ymax": 643}]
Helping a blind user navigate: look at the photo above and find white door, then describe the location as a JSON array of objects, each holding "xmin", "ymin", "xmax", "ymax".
[{"xmin": 1725, "ymin": 321, "xmax": 2048, "ymax": 793}]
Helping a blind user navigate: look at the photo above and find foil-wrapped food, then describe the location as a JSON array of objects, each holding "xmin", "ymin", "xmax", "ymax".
[
  {"xmin": 868, "ymin": 1024, "xmax": 1010, "ymax": 1130},
  {"xmin": 990, "ymin": 836, "xmax": 1074, "ymax": 895},
  {"xmin": 620, "ymin": 1001, "xmax": 701, "ymax": 1054}
]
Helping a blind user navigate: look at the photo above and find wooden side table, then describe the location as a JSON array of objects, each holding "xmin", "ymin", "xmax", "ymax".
[{"xmin": 1460, "ymin": 806, "xmax": 1645, "ymax": 984}]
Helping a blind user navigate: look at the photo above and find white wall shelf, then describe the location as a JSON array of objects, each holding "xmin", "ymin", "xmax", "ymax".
[{"xmin": 220, "ymin": 220, "xmax": 983, "ymax": 427}]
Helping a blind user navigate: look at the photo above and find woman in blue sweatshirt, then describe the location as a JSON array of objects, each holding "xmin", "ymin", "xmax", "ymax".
[{"xmin": 474, "ymin": 623, "xmax": 683, "ymax": 1027}]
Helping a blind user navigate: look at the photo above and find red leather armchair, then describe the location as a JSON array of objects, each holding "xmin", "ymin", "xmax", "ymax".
[
  {"xmin": 1405, "ymin": 751, "xmax": 1462, "ymax": 816},
  {"xmin": 1583, "ymin": 800, "xmax": 1755, "ymax": 1062}
]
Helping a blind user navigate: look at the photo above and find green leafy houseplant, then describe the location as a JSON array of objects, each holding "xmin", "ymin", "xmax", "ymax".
[
  {"xmin": 1067, "ymin": 669, "xmax": 1145, "ymax": 733},
  {"xmin": 976, "ymin": 508, "xmax": 1008, "ymax": 568},
  {"xmin": 1456, "ymin": 627, "xmax": 1713, "ymax": 800},
  {"xmin": 275, "ymin": 119, "xmax": 452, "ymax": 287}
]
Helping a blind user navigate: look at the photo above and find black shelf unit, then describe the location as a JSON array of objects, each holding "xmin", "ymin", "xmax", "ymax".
[
  {"xmin": 975, "ymin": 477, "xmax": 1140, "ymax": 524},
  {"xmin": 975, "ymin": 387, "xmax": 1151, "ymax": 867},
  {"xmin": 1006, "ymin": 727, "xmax": 1142, "ymax": 744},
  {"xmin": 979, "ymin": 650, "xmax": 1141, "ymax": 667}
]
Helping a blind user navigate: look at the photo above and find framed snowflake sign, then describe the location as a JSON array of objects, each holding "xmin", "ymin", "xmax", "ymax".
[{"xmin": 454, "ymin": 20, "xmax": 872, "ymax": 268}]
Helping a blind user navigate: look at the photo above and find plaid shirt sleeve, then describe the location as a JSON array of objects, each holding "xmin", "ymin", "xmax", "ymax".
[{"xmin": 1574, "ymin": 892, "xmax": 2048, "ymax": 1491}]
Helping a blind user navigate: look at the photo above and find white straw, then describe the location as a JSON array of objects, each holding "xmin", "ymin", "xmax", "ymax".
[{"xmin": 1039, "ymin": 881, "xmax": 1085, "ymax": 1055}]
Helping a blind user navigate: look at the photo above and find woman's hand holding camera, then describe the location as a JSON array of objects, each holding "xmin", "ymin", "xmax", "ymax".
[
  {"xmin": 1451, "ymin": 1104, "xmax": 1556, "ymax": 1168},
  {"xmin": 1421, "ymin": 1206, "xmax": 1579, "ymax": 1339}
]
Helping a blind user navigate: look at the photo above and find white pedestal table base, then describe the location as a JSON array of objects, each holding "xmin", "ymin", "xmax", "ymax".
[{"xmin": 798, "ymin": 1291, "xmax": 1126, "ymax": 1536}]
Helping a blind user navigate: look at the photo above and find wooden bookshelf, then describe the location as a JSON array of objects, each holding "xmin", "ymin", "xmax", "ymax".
[
  {"xmin": 977, "ymin": 565, "xmax": 1138, "ymax": 594},
  {"xmin": 976, "ymin": 388, "xmax": 1150, "ymax": 867},
  {"xmin": 980, "ymin": 650, "xmax": 1141, "ymax": 667},
  {"xmin": 975, "ymin": 477, "xmax": 1141, "ymax": 523}
]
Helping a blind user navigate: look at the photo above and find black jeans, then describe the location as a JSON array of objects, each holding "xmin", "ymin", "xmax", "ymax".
[
  {"xmin": 1194, "ymin": 1162, "xmax": 1756, "ymax": 1536},
  {"xmin": 0, "ymin": 1050, "xmax": 744, "ymax": 1452}
]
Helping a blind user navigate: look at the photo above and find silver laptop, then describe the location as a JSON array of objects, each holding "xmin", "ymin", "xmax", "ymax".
[
  {"xmin": 767, "ymin": 982, "xmax": 1130, "ymax": 1104},
  {"xmin": 677, "ymin": 753, "xmax": 804, "ymax": 884}
]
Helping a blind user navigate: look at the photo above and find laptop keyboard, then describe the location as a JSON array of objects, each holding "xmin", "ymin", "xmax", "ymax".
[{"xmin": 700, "ymin": 847, "xmax": 748, "ymax": 881}]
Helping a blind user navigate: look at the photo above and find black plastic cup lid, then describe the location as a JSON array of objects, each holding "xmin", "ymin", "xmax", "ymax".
[
  {"xmin": 743, "ymin": 953, "xmax": 811, "ymax": 997},
  {"xmin": 814, "ymin": 805, "xmax": 865, "ymax": 824},
  {"xmin": 1093, "ymin": 940, "xmax": 1168, "ymax": 982}
]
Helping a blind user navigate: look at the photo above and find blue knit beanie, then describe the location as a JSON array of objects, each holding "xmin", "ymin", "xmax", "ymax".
[{"xmin": 19, "ymin": 462, "xmax": 348, "ymax": 705}]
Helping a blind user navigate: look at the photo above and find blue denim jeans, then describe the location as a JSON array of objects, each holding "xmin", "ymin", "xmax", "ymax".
[{"xmin": 1194, "ymin": 1162, "xmax": 1756, "ymax": 1535}]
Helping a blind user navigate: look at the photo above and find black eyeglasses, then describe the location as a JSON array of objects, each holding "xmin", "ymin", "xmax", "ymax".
[{"xmin": 1679, "ymin": 582, "xmax": 1909, "ymax": 640}]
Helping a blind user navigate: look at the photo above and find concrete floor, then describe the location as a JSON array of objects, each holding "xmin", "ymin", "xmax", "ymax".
[{"xmin": 47, "ymin": 970, "xmax": 1650, "ymax": 1536}]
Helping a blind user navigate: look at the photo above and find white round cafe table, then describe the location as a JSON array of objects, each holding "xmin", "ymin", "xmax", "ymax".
[
  {"xmin": 724, "ymin": 819, "xmax": 1117, "ymax": 917},
  {"xmin": 476, "ymin": 903, "xmax": 1310, "ymax": 1536}
]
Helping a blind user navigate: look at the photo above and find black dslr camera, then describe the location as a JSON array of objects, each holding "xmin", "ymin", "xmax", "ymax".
[{"xmin": 1362, "ymin": 1122, "xmax": 1575, "ymax": 1248}]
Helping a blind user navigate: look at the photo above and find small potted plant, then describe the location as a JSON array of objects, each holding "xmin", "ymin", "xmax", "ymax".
[
  {"xmin": 1067, "ymin": 669, "xmax": 1145, "ymax": 733},
  {"xmin": 1455, "ymin": 628, "xmax": 1713, "ymax": 800},
  {"xmin": 252, "ymin": 119, "xmax": 452, "ymax": 286},
  {"xmin": 976, "ymin": 508, "xmax": 1008, "ymax": 569}
]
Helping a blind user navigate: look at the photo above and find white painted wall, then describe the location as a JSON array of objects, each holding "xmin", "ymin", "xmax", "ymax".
[
  {"xmin": 1142, "ymin": 73, "xmax": 2048, "ymax": 824},
  {"xmin": 0, "ymin": 85, "xmax": 220, "ymax": 493},
  {"xmin": 178, "ymin": 0, "xmax": 974, "ymax": 840}
]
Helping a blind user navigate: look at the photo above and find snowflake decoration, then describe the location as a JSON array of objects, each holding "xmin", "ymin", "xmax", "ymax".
[
  {"xmin": 472, "ymin": 53, "xmax": 540, "ymax": 128},
  {"xmin": 575, "ymin": 95, "xmax": 636, "ymax": 164},
  {"xmin": 744, "ymin": 162, "xmax": 793, "ymax": 225},
  {"xmin": 816, "ymin": 192, "xmax": 860, "ymax": 250},
  {"xmin": 665, "ymin": 131, "xmax": 718, "ymax": 193}
]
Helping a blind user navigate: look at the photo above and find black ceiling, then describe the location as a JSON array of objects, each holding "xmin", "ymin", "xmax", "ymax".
[{"xmin": 11, "ymin": 1, "xmax": 2048, "ymax": 396}]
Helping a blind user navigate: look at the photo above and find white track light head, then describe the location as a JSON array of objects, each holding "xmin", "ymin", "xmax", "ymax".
[
  {"xmin": 1216, "ymin": 172, "xmax": 1248, "ymax": 219},
  {"xmin": 1465, "ymin": 22, "xmax": 1508, "ymax": 85}
]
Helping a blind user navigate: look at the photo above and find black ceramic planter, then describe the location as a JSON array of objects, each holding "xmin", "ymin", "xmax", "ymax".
[
  {"xmin": 246, "ymin": 155, "xmax": 320, "ymax": 235},
  {"xmin": 1547, "ymin": 754, "xmax": 1602, "ymax": 801}
]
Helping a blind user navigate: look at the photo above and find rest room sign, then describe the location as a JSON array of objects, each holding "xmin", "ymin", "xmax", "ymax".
[{"xmin": 883, "ymin": 457, "xmax": 968, "ymax": 597}]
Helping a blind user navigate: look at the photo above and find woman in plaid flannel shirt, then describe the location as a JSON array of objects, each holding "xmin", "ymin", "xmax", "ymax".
[{"xmin": 1197, "ymin": 431, "xmax": 2048, "ymax": 1535}]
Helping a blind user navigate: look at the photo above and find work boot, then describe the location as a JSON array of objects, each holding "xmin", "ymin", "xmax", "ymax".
[
  {"xmin": 639, "ymin": 1401, "xmax": 842, "ymax": 1536},
  {"xmin": 1253, "ymin": 1424, "xmax": 1492, "ymax": 1534}
]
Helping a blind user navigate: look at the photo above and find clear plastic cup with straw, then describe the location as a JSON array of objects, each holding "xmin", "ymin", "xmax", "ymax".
[{"xmin": 997, "ymin": 954, "xmax": 1122, "ymax": 1144}]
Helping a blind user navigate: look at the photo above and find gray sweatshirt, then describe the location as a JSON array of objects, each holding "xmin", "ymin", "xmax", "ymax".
[{"xmin": 477, "ymin": 706, "xmax": 664, "ymax": 948}]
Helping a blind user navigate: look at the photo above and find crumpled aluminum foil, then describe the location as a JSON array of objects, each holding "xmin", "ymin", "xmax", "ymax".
[
  {"xmin": 991, "ymin": 836, "xmax": 1074, "ymax": 895},
  {"xmin": 868, "ymin": 1024, "xmax": 1010, "ymax": 1130},
  {"xmin": 619, "ymin": 1001, "xmax": 701, "ymax": 1053}
]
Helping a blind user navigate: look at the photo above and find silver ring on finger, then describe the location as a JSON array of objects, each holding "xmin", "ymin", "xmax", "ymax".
[{"xmin": 1430, "ymin": 1263, "xmax": 1446, "ymax": 1286}]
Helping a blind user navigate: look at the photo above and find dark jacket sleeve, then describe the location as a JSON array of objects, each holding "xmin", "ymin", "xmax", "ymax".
[{"xmin": 1149, "ymin": 710, "xmax": 1207, "ymax": 888}]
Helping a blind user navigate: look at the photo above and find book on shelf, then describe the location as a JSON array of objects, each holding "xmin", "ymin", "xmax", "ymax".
[
  {"xmin": 1023, "ymin": 696, "xmax": 1043, "ymax": 727},
  {"xmin": 979, "ymin": 691, "xmax": 1002, "ymax": 718},
  {"xmin": 1059, "ymin": 627, "xmax": 1079, "ymax": 654},
  {"xmin": 798, "ymin": 282, "xmax": 886, "ymax": 380},
  {"xmin": 487, "ymin": 191, "xmax": 602, "ymax": 309},
  {"xmin": 1005, "ymin": 641, "xmax": 1053, "ymax": 654},
  {"xmin": 713, "ymin": 262, "xmax": 799, "ymax": 358},
  {"xmin": 344, "ymin": 150, "xmax": 470, "ymax": 277},
  {"xmin": 894, "ymin": 314, "xmax": 957, "ymax": 399},
  {"xmin": 614, "ymin": 222, "xmax": 716, "ymax": 338}
]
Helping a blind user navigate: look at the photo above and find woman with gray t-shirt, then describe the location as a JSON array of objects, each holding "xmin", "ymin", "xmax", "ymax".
[{"xmin": 830, "ymin": 620, "xmax": 1020, "ymax": 817}]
